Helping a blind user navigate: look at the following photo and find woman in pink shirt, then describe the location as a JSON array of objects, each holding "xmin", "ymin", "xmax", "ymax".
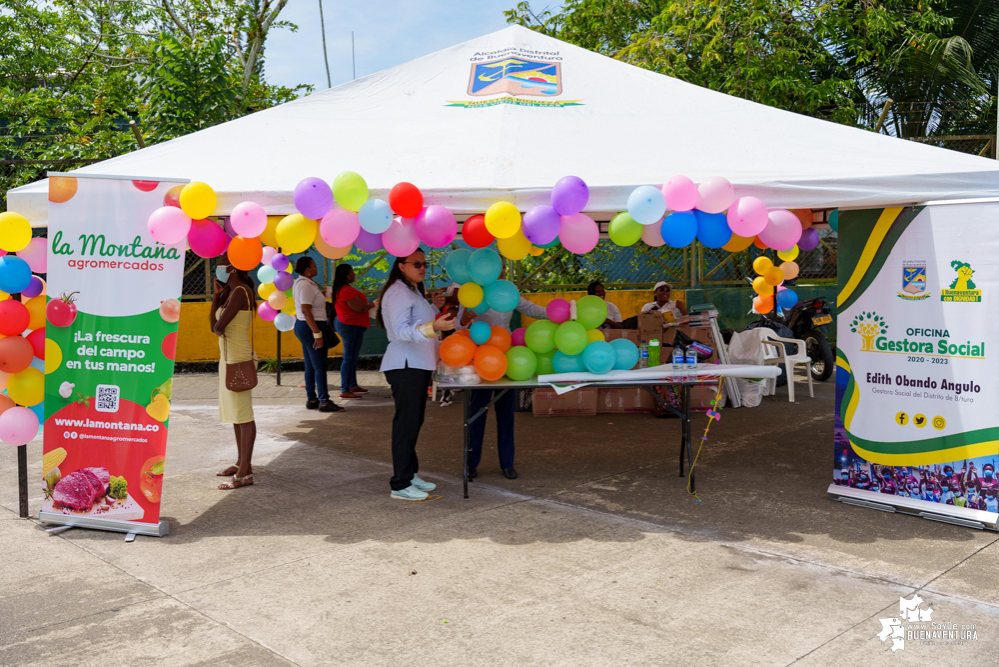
[{"xmin": 333, "ymin": 264, "xmax": 377, "ymax": 399}]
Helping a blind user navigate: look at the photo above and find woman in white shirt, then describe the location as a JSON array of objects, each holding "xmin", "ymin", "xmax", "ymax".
[
  {"xmin": 376, "ymin": 250, "xmax": 455, "ymax": 501},
  {"xmin": 292, "ymin": 257, "xmax": 342, "ymax": 413},
  {"xmin": 641, "ymin": 281, "xmax": 687, "ymax": 320},
  {"xmin": 587, "ymin": 281, "xmax": 623, "ymax": 330}
]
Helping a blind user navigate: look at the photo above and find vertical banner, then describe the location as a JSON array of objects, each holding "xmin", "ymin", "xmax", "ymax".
[
  {"xmin": 831, "ymin": 203, "xmax": 999, "ymax": 529},
  {"xmin": 40, "ymin": 175, "xmax": 188, "ymax": 536}
]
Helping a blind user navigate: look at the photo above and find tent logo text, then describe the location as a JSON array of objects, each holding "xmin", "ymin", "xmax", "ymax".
[{"xmin": 941, "ymin": 260, "xmax": 981, "ymax": 302}]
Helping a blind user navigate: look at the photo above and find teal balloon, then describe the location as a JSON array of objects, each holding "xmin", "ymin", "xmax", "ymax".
[
  {"xmin": 552, "ymin": 350, "xmax": 586, "ymax": 373},
  {"xmin": 445, "ymin": 249, "xmax": 473, "ymax": 284},
  {"xmin": 257, "ymin": 265, "xmax": 278, "ymax": 284},
  {"xmin": 608, "ymin": 212, "xmax": 643, "ymax": 246},
  {"xmin": 524, "ymin": 320, "xmax": 558, "ymax": 353},
  {"xmin": 483, "ymin": 279, "xmax": 519, "ymax": 313},
  {"xmin": 554, "ymin": 321, "xmax": 587, "ymax": 356},
  {"xmin": 828, "ymin": 209, "xmax": 839, "ymax": 232},
  {"xmin": 536, "ymin": 237, "xmax": 560, "ymax": 249},
  {"xmin": 576, "ymin": 295, "xmax": 608, "ymax": 330},
  {"xmin": 536, "ymin": 349, "xmax": 555, "ymax": 375},
  {"xmin": 470, "ymin": 320, "xmax": 491, "ymax": 345},
  {"xmin": 505, "ymin": 346, "xmax": 537, "ymax": 381},
  {"xmin": 609, "ymin": 339, "xmax": 639, "ymax": 370},
  {"xmin": 468, "ymin": 247, "xmax": 502, "ymax": 286},
  {"xmin": 582, "ymin": 340, "xmax": 615, "ymax": 374}
]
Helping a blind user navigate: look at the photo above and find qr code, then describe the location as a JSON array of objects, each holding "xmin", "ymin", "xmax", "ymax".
[{"xmin": 95, "ymin": 384, "xmax": 120, "ymax": 413}]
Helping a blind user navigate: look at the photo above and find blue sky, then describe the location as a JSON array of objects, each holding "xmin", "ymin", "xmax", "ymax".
[{"xmin": 264, "ymin": 1, "xmax": 554, "ymax": 92}]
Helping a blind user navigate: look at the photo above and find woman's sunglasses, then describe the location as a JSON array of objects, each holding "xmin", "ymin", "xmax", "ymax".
[{"xmin": 403, "ymin": 261, "xmax": 428, "ymax": 269}]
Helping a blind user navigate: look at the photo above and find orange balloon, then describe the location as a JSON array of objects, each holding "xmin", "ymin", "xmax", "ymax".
[
  {"xmin": 0, "ymin": 393, "xmax": 14, "ymax": 416},
  {"xmin": 49, "ymin": 176, "xmax": 78, "ymax": 203},
  {"xmin": 473, "ymin": 344, "xmax": 507, "ymax": 381},
  {"xmin": 753, "ymin": 295, "xmax": 774, "ymax": 314},
  {"xmin": 228, "ymin": 235, "xmax": 263, "ymax": 270},
  {"xmin": 791, "ymin": 209, "xmax": 813, "ymax": 229},
  {"xmin": 440, "ymin": 334, "xmax": 477, "ymax": 367},
  {"xmin": 753, "ymin": 237, "xmax": 768, "ymax": 249},
  {"xmin": 723, "ymin": 233, "xmax": 754, "ymax": 252},
  {"xmin": 454, "ymin": 329, "xmax": 471, "ymax": 339},
  {"xmin": 487, "ymin": 326, "xmax": 512, "ymax": 353},
  {"xmin": 0, "ymin": 335, "xmax": 34, "ymax": 373}
]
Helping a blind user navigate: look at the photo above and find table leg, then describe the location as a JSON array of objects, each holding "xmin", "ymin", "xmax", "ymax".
[
  {"xmin": 678, "ymin": 385, "xmax": 686, "ymax": 478},
  {"xmin": 462, "ymin": 389, "xmax": 471, "ymax": 499},
  {"xmin": 684, "ymin": 384, "xmax": 694, "ymax": 492}
]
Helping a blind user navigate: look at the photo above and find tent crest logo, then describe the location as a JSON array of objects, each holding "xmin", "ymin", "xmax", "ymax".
[
  {"xmin": 941, "ymin": 260, "xmax": 981, "ymax": 302},
  {"xmin": 898, "ymin": 260, "xmax": 930, "ymax": 300},
  {"xmin": 447, "ymin": 51, "xmax": 583, "ymax": 108}
]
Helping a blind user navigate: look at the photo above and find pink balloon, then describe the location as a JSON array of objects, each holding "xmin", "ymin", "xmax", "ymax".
[
  {"xmin": 661, "ymin": 176, "xmax": 699, "ymax": 212},
  {"xmin": 641, "ymin": 218, "xmax": 665, "ymax": 247},
  {"xmin": 148, "ymin": 206, "xmax": 192, "ymax": 245},
  {"xmin": 696, "ymin": 177, "xmax": 735, "ymax": 214},
  {"xmin": 257, "ymin": 302, "xmax": 278, "ymax": 321},
  {"xmin": 383, "ymin": 216, "xmax": 421, "ymax": 257},
  {"xmin": 320, "ymin": 209, "xmax": 361, "ymax": 248},
  {"xmin": 16, "ymin": 237, "xmax": 47, "ymax": 273},
  {"xmin": 726, "ymin": 197, "xmax": 768, "ymax": 237},
  {"xmin": 261, "ymin": 246, "xmax": 278, "ymax": 265},
  {"xmin": 354, "ymin": 228, "xmax": 384, "ymax": 253},
  {"xmin": 415, "ymin": 205, "xmax": 457, "ymax": 248},
  {"xmin": 187, "ymin": 218, "xmax": 229, "ymax": 258},
  {"xmin": 559, "ymin": 213, "xmax": 599, "ymax": 254},
  {"xmin": 759, "ymin": 210, "xmax": 803, "ymax": 251},
  {"xmin": 546, "ymin": 298, "xmax": 571, "ymax": 324},
  {"xmin": 230, "ymin": 202, "xmax": 267, "ymax": 238},
  {"xmin": 511, "ymin": 328, "xmax": 527, "ymax": 347},
  {"xmin": 0, "ymin": 406, "xmax": 39, "ymax": 446}
]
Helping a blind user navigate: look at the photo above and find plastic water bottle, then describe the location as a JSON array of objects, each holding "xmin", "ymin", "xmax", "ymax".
[
  {"xmin": 672, "ymin": 345, "xmax": 684, "ymax": 377},
  {"xmin": 649, "ymin": 339, "xmax": 660, "ymax": 367},
  {"xmin": 686, "ymin": 347, "xmax": 698, "ymax": 380},
  {"xmin": 639, "ymin": 342, "xmax": 649, "ymax": 369}
]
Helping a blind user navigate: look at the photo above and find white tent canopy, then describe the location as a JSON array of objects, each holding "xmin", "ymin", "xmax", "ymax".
[{"xmin": 10, "ymin": 25, "xmax": 999, "ymax": 226}]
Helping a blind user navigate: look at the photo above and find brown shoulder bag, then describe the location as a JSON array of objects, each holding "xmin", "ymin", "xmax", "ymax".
[{"xmin": 222, "ymin": 285, "xmax": 258, "ymax": 392}]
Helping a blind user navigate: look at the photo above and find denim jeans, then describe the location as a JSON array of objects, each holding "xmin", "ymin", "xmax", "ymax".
[
  {"xmin": 333, "ymin": 320, "xmax": 367, "ymax": 393},
  {"xmin": 468, "ymin": 388, "xmax": 516, "ymax": 469},
  {"xmin": 293, "ymin": 319, "xmax": 330, "ymax": 403}
]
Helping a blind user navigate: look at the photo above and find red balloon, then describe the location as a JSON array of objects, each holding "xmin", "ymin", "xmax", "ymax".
[
  {"xmin": 0, "ymin": 336, "xmax": 34, "ymax": 373},
  {"xmin": 473, "ymin": 344, "xmax": 507, "ymax": 381},
  {"xmin": 753, "ymin": 237, "xmax": 768, "ymax": 249},
  {"xmin": 389, "ymin": 182, "xmax": 424, "ymax": 218},
  {"xmin": 163, "ymin": 185, "xmax": 184, "ymax": 208},
  {"xmin": 26, "ymin": 328, "xmax": 45, "ymax": 359},
  {"xmin": 0, "ymin": 301, "xmax": 29, "ymax": 336},
  {"xmin": 462, "ymin": 214, "xmax": 495, "ymax": 248}
]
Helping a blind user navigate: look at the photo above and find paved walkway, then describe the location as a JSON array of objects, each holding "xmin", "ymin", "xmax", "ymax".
[{"xmin": 1, "ymin": 370, "xmax": 996, "ymax": 666}]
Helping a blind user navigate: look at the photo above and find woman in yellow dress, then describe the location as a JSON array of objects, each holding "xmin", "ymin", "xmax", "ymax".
[{"xmin": 210, "ymin": 253, "xmax": 257, "ymax": 490}]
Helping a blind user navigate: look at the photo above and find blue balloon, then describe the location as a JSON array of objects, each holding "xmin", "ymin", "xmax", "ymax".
[
  {"xmin": 535, "ymin": 236, "xmax": 560, "ymax": 249},
  {"xmin": 358, "ymin": 199, "xmax": 393, "ymax": 234},
  {"xmin": 28, "ymin": 401, "xmax": 44, "ymax": 430},
  {"xmin": 694, "ymin": 210, "xmax": 732, "ymax": 249},
  {"xmin": 470, "ymin": 320, "xmax": 492, "ymax": 345},
  {"xmin": 828, "ymin": 209, "xmax": 839, "ymax": 232},
  {"xmin": 661, "ymin": 211, "xmax": 698, "ymax": 248},
  {"xmin": 257, "ymin": 265, "xmax": 278, "ymax": 284},
  {"xmin": 552, "ymin": 350, "xmax": 586, "ymax": 374},
  {"xmin": 445, "ymin": 249, "xmax": 473, "ymax": 284},
  {"xmin": 483, "ymin": 280, "xmax": 519, "ymax": 313},
  {"xmin": 29, "ymin": 357, "xmax": 45, "ymax": 373},
  {"xmin": 777, "ymin": 289, "xmax": 798, "ymax": 309},
  {"xmin": 627, "ymin": 185, "xmax": 667, "ymax": 225},
  {"xmin": 582, "ymin": 340, "xmax": 615, "ymax": 374},
  {"xmin": 609, "ymin": 338, "xmax": 639, "ymax": 371},
  {"xmin": 467, "ymin": 247, "xmax": 502, "ymax": 286},
  {"xmin": 0, "ymin": 256, "xmax": 31, "ymax": 294}
]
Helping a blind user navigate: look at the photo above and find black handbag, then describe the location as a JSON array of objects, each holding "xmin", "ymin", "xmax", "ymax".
[{"xmin": 324, "ymin": 302, "xmax": 341, "ymax": 348}]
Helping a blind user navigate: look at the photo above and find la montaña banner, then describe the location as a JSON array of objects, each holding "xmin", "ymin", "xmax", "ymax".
[{"xmin": 41, "ymin": 174, "xmax": 188, "ymax": 537}]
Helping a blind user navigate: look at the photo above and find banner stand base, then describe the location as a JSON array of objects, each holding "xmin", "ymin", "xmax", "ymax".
[
  {"xmin": 828, "ymin": 485, "xmax": 998, "ymax": 531},
  {"xmin": 38, "ymin": 511, "xmax": 169, "ymax": 538}
]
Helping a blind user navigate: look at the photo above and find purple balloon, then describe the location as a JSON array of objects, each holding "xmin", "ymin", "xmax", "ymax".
[
  {"xmin": 22, "ymin": 275, "xmax": 44, "ymax": 299},
  {"xmin": 271, "ymin": 253, "xmax": 289, "ymax": 272},
  {"xmin": 522, "ymin": 205, "xmax": 561, "ymax": 245},
  {"xmin": 273, "ymin": 271, "xmax": 293, "ymax": 291},
  {"xmin": 551, "ymin": 176, "xmax": 589, "ymax": 216},
  {"xmin": 294, "ymin": 177, "xmax": 333, "ymax": 219},
  {"xmin": 798, "ymin": 228, "xmax": 820, "ymax": 252},
  {"xmin": 355, "ymin": 228, "xmax": 384, "ymax": 253}
]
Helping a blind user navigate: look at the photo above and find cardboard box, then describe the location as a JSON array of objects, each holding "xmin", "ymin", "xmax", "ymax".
[
  {"xmin": 637, "ymin": 312, "xmax": 665, "ymax": 344},
  {"xmin": 597, "ymin": 388, "xmax": 655, "ymax": 413},
  {"xmin": 662, "ymin": 325, "xmax": 719, "ymax": 363},
  {"xmin": 604, "ymin": 329, "xmax": 639, "ymax": 344},
  {"xmin": 532, "ymin": 387, "xmax": 598, "ymax": 417}
]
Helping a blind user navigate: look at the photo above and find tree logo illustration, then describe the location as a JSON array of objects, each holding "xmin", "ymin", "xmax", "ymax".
[{"xmin": 851, "ymin": 311, "xmax": 887, "ymax": 352}]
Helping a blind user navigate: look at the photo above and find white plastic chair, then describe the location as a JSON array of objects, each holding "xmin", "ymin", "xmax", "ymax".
[{"xmin": 760, "ymin": 330, "xmax": 813, "ymax": 402}]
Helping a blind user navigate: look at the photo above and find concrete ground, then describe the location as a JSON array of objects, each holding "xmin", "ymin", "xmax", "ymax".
[{"xmin": 2, "ymin": 368, "xmax": 997, "ymax": 666}]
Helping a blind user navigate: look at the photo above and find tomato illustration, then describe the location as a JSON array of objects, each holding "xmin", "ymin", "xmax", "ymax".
[
  {"xmin": 139, "ymin": 455, "xmax": 165, "ymax": 504},
  {"xmin": 46, "ymin": 292, "xmax": 79, "ymax": 327}
]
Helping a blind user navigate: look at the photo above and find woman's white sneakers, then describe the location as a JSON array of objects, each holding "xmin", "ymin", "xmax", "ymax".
[
  {"xmin": 389, "ymin": 474, "xmax": 436, "ymax": 500},
  {"xmin": 410, "ymin": 474, "xmax": 436, "ymax": 491}
]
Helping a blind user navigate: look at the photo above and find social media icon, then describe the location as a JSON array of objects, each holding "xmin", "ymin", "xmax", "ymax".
[
  {"xmin": 896, "ymin": 412, "xmax": 908, "ymax": 425},
  {"xmin": 914, "ymin": 414, "xmax": 927, "ymax": 428},
  {"xmin": 932, "ymin": 416, "xmax": 946, "ymax": 430}
]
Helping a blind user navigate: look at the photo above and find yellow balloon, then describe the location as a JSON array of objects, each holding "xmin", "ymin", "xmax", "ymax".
[
  {"xmin": 179, "ymin": 182, "xmax": 217, "ymax": 219},
  {"xmin": 780, "ymin": 261, "xmax": 800, "ymax": 280},
  {"xmin": 458, "ymin": 282, "xmax": 484, "ymax": 308},
  {"xmin": 261, "ymin": 216, "xmax": 282, "ymax": 248},
  {"xmin": 45, "ymin": 339, "xmax": 62, "ymax": 374},
  {"xmin": 497, "ymin": 229, "xmax": 531, "ymax": 261},
  {"xmin": 753, "ymin": 256, "xmax": 773, "ymax": 275},
  {"xmin": 25, "ymin": 296, "xmax": 46, "ymax": 331},
  {"xmin": 268, "ymin": 291, "xmax": 288, "ymax": 310},
  {"xmin": 258, "ymin": 282, "xmax": 276, "ymax": 300},
  {"xmin": 484, "ymin": 202, "xmax": 522, "ymax": 239},
  {"xmin": 777, "ymin": 246, "xmax": 799, "ymax": 262},
  {"xmin": 764, "ymin": 266, "xmax": 784, "ymax": 286},
  {"xmin": 0, "ymin": 290, "xmax": 8, "ymax": 301},
  {"xmin": 0, "ymin": 212, "xmax": 32, "ymax": 252},
  {"xmin": 723, "ymin": 233, "xmax": 754, "ymax": 252},
  {"xmin": 314, "ymin": 232, "xmax": 352, "ymax": 259},
  {"xmin": 275, "ymin": 214, "xmax": 317, "ymax": 253},
  {"xmin": 587, "ymin": 329, "xmax": 606, "ymax": 344},
  {"xmin": 8, "ymin": 367, "xmax": 44, "ymax": 406},
  {"xmin": 282, "ymin": 300, "xmax": 297, "ymax": 315},
  {"xmin": 752, "ymin": 276, "xmax": 773, "ymax": 295},
  {"xmin": 529, "ymin": 246, "xmax": 544, "ymax": 257}
]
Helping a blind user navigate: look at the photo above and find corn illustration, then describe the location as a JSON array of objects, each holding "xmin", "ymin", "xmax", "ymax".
[{"xmin": 42, "ymin": 448, "xmax": 67, "ymax": 476}]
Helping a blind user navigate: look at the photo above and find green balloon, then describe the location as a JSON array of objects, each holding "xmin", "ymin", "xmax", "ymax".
[
  {"xmin": 608, "ymin": 211, "xmax": 643, "ymax": 246},
  {"xmin": 535, "ymin": 349, "xmax": 555, "ymax": 375},
  {"xmin": 332, "ymin": 171, "xmax": 369, "ymax": 212},
  {"xmin": 554, "ymin": 321, "xmax": 587, "ymax": 356},
  {"xmin": 525, "ymin": 320, "xmax": 558, "ymax": 354},
  {"xmin": 505, "ymin": 346, "xmax": 538, "ymax": 381},
  {"xmin": 576, "ymin": 295, "xmax": 608, "ymax": 330}
]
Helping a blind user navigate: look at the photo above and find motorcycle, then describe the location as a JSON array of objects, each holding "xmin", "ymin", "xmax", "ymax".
[{"xmin": 782, "ymin": 296, "xmax": 835, "ymax": 381}]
